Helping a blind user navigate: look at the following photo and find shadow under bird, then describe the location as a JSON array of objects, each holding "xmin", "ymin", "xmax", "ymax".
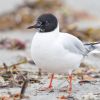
[{"xmin": 28, "ymin": 13, "xmax": 100, "ymax": 98}]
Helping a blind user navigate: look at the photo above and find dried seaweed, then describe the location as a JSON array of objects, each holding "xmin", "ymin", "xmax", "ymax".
[{"xmin": 0, "ymin": 38, "xmax": 26, "ymax": 50}]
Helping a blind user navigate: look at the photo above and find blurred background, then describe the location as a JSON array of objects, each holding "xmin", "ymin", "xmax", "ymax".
[
  {"xmin": 0, "ymin": 0, "xmax": 100, "ymax": 99},
  {"xmin": 0, "ymin": 0, "xmax": 100, "ymax": 64}
]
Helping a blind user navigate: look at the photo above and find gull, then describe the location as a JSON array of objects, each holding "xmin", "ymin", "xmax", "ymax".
[{"xmin": 28, "ymin": 13, "xmax": 100, "ymax": 97}]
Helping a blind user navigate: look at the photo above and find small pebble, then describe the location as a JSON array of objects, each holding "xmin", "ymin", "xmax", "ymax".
[{"xmin": 82, "ymin": 93, "xmax": 97, "ymax": 100}]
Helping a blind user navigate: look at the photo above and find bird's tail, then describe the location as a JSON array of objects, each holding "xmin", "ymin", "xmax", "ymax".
[{"xmin": 84, "ymin": 41, "xmax": 100, "ymax": 53}]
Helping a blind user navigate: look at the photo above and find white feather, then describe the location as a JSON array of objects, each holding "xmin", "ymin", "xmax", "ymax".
[{"xmin": 31, "ymin": 26, "xmax": 83, "ymax": 74}]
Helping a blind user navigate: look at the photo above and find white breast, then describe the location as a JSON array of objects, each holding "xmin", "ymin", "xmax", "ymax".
[{"xmin": 31, "ymin": 32, "xmax": 83, "ymax": 74}]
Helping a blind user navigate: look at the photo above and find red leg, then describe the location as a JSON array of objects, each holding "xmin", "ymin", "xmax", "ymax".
[
  {"xmin": 48, "ymin": 73, "xmax": 54, "ymax": 88},
  {"xmin": 68, "ymin": 73, "xmax": 72, "ymax": 96},
  {"xmin": 57, "ymin": 73, "xmax": 73, "ymax": 99},
  {"xmin": 39, "ymin": 73, "xmax": 54, "ymax": 91}
]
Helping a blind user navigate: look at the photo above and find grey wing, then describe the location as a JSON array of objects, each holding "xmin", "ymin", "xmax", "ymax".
[{"xmin": 61, "ymin": 33, "xmax": 87, "ymax": 55}]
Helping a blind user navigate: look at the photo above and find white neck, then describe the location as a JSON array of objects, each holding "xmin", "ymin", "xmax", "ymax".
[{"xmin": 55, "ymin": 24, "xmax": 59, "ymax": 32}]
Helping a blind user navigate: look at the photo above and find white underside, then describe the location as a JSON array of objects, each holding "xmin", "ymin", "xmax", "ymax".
[{"xmin": 31, "ymin": 32, "xmax": 83, "ymax": 74}]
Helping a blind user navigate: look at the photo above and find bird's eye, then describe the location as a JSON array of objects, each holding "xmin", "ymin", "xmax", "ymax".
[
  {"xmin": 37, "ymin": 21, "xmax": 42, "ymax": 25},
  {"xmin": 41, "ymin": 21, "xmax": 46, "ymax": 25}
]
